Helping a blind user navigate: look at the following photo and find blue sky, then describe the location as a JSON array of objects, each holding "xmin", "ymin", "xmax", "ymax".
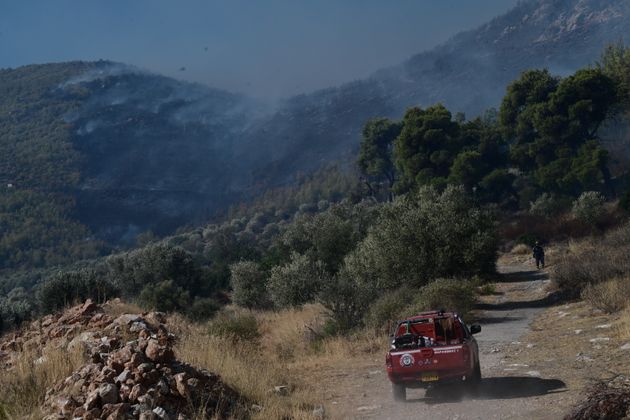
[{"xmin": 0, "ymin": 0, "xmax": 519, "ymax": 97}]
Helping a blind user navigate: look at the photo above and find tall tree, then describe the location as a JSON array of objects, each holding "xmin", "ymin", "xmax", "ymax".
[
  {"xmin": 449, "ymin": 118, "xmax": 514, "ymax": 204},
  {"xmin": 500, "ymin": 68, "xmax": 618, "ymax": 196},
  {"xmin": 393, "ymin": 104, "xmax": 460, "ymax": 191},
  {"xmin": 500, "ymin": 69, "xmax": 559, "ymax": 171},
  {"xmin": 598, "ymin": 41, "xmax": 630, "ymax": 110},
  {"xmin": 357, "ymin": 118, "xmax": 401, "ymax": 198}
]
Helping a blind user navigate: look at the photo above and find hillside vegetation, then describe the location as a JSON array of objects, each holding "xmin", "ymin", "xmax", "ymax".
[
  {"xmin": 1, "ymin": 1, "xmax": 628, "ymax": 276},
  {"xmin": 0, "ymin": 60, "xmax": 259, "ymax": 272},
  {"xmin": 2, "ymin": 43, "xmax": 629, "ymax": 337}
]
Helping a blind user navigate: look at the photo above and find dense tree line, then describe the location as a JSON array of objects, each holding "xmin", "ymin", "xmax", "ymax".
[
  {"xmin": 230, "ymin": 186, "xmax": 496, "ymax": 331},
  {"xmin": 359, "ymin": 44, "xmax": 630, "ymax": 208},
  {"xmin": 0, "ymin": 177, "xmax": 366, "ymax": 333}
]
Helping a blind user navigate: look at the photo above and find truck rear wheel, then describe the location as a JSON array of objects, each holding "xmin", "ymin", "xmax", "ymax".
[
  {"xmin": 467, "ymin": 361, "xmax": 482, "ymax": 395},
  {"xmin": 473, "ymin": 361, "xmax": 482, "ymax": 382},
  {"xmin": 392, "ymin": 383, "xmax": 406, "ymax": 402}
]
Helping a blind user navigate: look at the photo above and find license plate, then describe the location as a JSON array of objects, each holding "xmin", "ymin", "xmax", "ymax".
[{"xmin": 421, "ymin": 373, "xmax": 439, "ymax": 382}]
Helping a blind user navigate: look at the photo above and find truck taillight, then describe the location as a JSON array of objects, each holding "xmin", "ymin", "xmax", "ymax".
[{"xmin": 385, "ymin": 353, "xmax": 392, "ymax": 368}]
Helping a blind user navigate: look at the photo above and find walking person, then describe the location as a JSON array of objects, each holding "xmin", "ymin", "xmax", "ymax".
[{"xmin": 532, "ymin": 241, "xmax": 545, "ymax": 269}]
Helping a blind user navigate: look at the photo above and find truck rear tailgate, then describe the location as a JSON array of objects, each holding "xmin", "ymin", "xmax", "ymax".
[{"xmin": 388, "ymin": 344, "xmax": 471, "ymax": 383}]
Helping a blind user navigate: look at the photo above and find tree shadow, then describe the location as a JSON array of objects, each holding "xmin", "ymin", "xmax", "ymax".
[
  {"xmin": 407, "ymin": 376, "xmax": 567, "ymax": 404},
  {"xmin": 474, "ymin": 315, "xmax": 525, "ymax": 324},
  {"xmin": 500, "ymin": 270, "xmax": 548, "ymax": 283},
  {"xmin": 475, "ymin": 291, "xmax": 562, "ymax": 310}
]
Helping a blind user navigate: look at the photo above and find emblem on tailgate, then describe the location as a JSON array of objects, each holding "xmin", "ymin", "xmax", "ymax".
[{"xmin": 400, "ymin": 353, "xmax": 415, "ymax": 367}]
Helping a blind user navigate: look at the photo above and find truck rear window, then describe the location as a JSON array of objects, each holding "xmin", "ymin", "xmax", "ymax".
[{"xmin": 394, "ymin": 317, "xmax": 464, "ymax": 347}]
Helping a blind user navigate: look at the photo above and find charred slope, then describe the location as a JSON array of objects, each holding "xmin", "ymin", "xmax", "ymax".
[{"xmin": 0, "ymin": 61, "xmax": 259, "ymax": 250}]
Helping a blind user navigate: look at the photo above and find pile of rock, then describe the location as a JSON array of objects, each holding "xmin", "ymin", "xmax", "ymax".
[
  {"xmin": 0, "ymin": 299, "xmax": 112, "ymax": 367},
  {"xmin": 0, "ymin": 300, "xmax": 244, "ymax": 419}
]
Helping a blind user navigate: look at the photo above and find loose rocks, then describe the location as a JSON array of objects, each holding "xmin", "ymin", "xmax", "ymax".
[{"xmin": 1, "ymin": 300, "xmax": 247, "ymax": 419}]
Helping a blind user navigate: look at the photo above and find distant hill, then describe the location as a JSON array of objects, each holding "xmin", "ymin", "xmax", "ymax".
[
  {"xmin": 244, "ymin": 0, "xmax": 630, "ymax": 184},
  {"xmin": 0, "ymin": 61, "xmax": 262, "ymax": 268}
]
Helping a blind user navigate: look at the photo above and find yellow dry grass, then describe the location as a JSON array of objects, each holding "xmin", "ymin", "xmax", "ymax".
[
  {"xmin": 582, "ymin": 276, "xmax": 630, "ymax": 313},
  {"xmin": 617, "ymin": 307, "xmax": 630, "ymax": 341},
  {"xmin": 102, "ymin": 298, "xmax": 144, "ymax": 318},
  {"xmin": 511, "ymin": 243, "xmax": 530, "ymax": 255},
  {"xmin": 173, "ymin": 304, "xmax": 386, "ymax": 420},
  {"xmin": 0, "ymin": 345, "xmax": 86, "ymax": 419}
]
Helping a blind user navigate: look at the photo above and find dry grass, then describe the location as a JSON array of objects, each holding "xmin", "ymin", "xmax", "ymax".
[
  {"xmin": 0, "ymin": 302, "xmax": 385, "ymax": 419},
  {"xmin": 617, "ymin": 307, "xmax": 630, "ymax": 341},
  {"xmin": 173, "ymin": 304, "xmax": 385, "ymax": 419},
  {"xmin": 582, "ymin": 277, "xmax": 630, "ymax": 313},
  {"xmin": 173, "ymin": 306, "xmax": 321, "ymax": 419},
  {"xmin": 552, "ymin": 223, "xmax": 630, "ymax": 298},
  {"xmin": 101, "ymin": 298, "xmax": 144, "ymax": 318},
  {"xmin": 0, "ymin": 345, "xmax": 86, "ymax": 419},
  {"xmin": 511, "ymin": 243, "xmax": 530, "ymax": 255}
]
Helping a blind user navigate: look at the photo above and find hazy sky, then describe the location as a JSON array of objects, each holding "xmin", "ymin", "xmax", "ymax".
[{"xmin": 0, "ymin": 0, "xmax": 519, "ymax": 98}]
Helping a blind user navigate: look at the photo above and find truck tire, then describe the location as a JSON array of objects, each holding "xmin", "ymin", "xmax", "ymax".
[
  {"xmin": 392, "ymin": 383, "xmax": 406, "ymax": 402},
  {"xmin": 467, "ymin": 361, "xmax": 482, "ymax": 395},
  {"xmin": 473, "ymin": 361, "xmax": 482, "ymax": 382}
]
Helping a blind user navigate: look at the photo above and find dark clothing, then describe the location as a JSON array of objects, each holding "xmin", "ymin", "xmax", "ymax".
[{"xmin": 532, "ymin": 245, "xmax": 545, "ymax": 269}]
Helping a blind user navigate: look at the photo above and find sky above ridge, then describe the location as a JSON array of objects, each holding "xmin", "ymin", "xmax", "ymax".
[{"xmin": 0, "ymin": 0, "xmax": 519, "ymax": 98}]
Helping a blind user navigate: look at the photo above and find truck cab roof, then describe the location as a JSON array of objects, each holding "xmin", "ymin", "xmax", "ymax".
[{"xmin": 401, "ymin": 310, "xmax": 458, "ymax": 322}]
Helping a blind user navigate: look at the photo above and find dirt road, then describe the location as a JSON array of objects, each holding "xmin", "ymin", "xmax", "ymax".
[{"xmin": 325, "ymin": 262, "xmax": 575, "ymax": 419}]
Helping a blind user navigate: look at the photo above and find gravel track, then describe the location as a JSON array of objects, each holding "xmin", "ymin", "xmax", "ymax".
[{"xmin": 327, "ymin": 263, "xmax": 572, "ymax": 420}]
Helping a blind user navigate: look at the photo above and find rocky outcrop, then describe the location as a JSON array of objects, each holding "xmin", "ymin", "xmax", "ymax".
[{"xmin": 0, "ymin": 300, "xmax": 245, "ymax": 419}]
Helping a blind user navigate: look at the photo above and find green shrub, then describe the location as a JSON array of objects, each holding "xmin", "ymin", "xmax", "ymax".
[
  {"xmin": 0, "ymin": 288, "xmax": 34, "ymax": 333},
  {"xmin": 321, "ymin": 318, "xmax": 342, "ymax": 337},
  {"xmin": 38, "ymin": 269, "xmax": 119, "ymax": 313},
  {"xmin": 280, "ymin": 201, "xmax": 379, "ymax": 275},
  {"xmin": 268, "ymin": 253, "xmax": 325, "ymax": 308},
  {"xmin": 529, "ymin": 193, "xmax": 569, "ymax": 218},
  {"xmin": 344, "ymin": 185, "xmax": 497, "ymax": 291},
  {"xmin": 317, "ymin": 267, "xmax": 376, "ymax": 332},
  {"xmin": 572, "ymin": 191, "xmax": 605, "ymax": 225},
  {"xmin": 138, "ymin": 279, "xmax": 191, "ymax": 313},
  {"xmin": 364, "ymin": 287, "xmax": 414, "ymax": 330},
  {"xmin": 405, "ymin": 279, "xmax": 476, "ymax": 321},
  {"xmin": 207, "ymin": 313, "xmax": 261, "ymax": 342},
  {"xmin": 107, "ymin": 244, "xmax": 205, "ymax": 297},
  {"xmin": 229, "ymin": 261, "xmax": 271, "ymax": 309},
  {"xmin": 516, "ymin": 233, "xmax": 539, "ymax": 247},
  {"xmin": 478, "ymin": 284, "xmax": 497, "ymax": 296},
  {"xmin": 186, "ymin": 297, "xmax": 221, "ymax": 321}
]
